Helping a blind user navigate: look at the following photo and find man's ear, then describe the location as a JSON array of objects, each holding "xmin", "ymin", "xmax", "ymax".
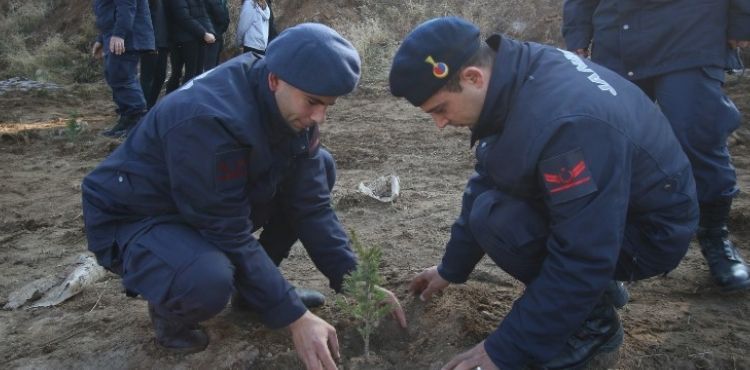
[
  {"xmin": 461, "ymin": 66, "xmax": 485, "ymax": 88},
  {"xmin": 268, "ymin": 72, "xmax": 279, "ymax": 92}
]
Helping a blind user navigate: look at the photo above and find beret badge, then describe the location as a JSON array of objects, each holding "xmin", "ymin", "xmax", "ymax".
[{"xmin": 425, "ymin": 55, "xmax": 449, "ymax": 79}]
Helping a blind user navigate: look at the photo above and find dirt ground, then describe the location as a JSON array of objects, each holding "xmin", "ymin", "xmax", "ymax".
[{"xmin": 1, "ymin": 73, "xmax": 750, "ymax": 369}]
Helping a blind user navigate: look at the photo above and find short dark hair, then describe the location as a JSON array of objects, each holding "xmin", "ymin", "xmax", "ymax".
[{"xmin": 443, "ymin": 43, "xmax": 496, "ymax": 92}]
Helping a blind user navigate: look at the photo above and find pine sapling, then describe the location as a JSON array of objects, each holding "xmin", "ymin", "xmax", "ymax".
[{"xmin": 338, "ymin": 230, "xmax": 392, "ymax": 359}]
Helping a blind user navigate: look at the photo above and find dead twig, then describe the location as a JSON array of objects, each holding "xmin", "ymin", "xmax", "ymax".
[{"xmin": 88, "ymin": 280, "xmax": 108, "ymax": 313}]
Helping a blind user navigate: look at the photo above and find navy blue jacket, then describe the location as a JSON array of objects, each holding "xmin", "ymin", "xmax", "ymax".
[
  {"xmin": 563, "ymin": 0, "xmax": 750, "ymax": 79},
  {"xmin": 81, "ymin": 54, "xmax": 356, "ymax": 329},
  {"xmin": 437, "ymin": 36, "xmax": 698, "ymax": 368},
  {"xmin": 94, "ymin": 0, "xmax": 155, "ymax": 53}
]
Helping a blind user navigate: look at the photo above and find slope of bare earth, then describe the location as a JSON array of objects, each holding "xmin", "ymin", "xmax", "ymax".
[{"xmin": 1, "ymin": 73, "xmax": 749, "ymax": 369}]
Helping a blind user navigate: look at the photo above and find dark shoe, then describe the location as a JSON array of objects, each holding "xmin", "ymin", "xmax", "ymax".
[
  {"xmin": 100, "ymin": 113, "xmax": 143, "ymax": 138},
  {"xmin": 532, "ymin": 302, "xmax": 624, "ymax": 370},
  {"xmin": 698, "ymin": 226, "xmax": 750, "ymax": 292},
  {"xmin": 232, "ymin": 287, "xmax": 326, "ymax": 311},
  {"xmin": 603, "ymin": 281, "xmax": 629, "ymax": 309},
  {"xmin": 148, "ymin": 304, "xmax": 209, "ymax": 353}
]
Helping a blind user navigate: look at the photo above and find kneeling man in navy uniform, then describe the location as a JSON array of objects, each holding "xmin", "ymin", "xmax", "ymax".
[
  {"xmin": 82, "ymin": 23, "xmax": 405, "ymax": 369},
  {"xmin": 390, "ymin": 17, "xmax": 698, "ymax": 370}
]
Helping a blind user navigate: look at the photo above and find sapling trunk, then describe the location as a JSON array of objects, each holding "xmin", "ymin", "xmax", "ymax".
[{"xmin": 338, "ymin": 230, "xmax": 392, "ymax": 359}]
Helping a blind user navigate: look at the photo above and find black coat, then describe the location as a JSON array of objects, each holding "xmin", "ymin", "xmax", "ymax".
[
  {"xmin": 204, "ymin": 0, "xmax": 230, "ymax": 35},
  {"xmin": 148, "ymin": 0, "xmax": 170, "ymax": 48},
  {"xmin": 166, "ymin": 0, "xmax": 215, "ymax": 43}
]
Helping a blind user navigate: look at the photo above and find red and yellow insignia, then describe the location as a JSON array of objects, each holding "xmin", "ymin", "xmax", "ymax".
[
  {"xmin": 539, "ymin": 148, "xmax": 598, "ymax": 205},
  {"xmin": 425, "ymin": 55, "xmax": 449, "ymax": 79}
]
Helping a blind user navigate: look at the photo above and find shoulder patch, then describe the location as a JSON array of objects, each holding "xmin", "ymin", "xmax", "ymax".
[
  {"xmin": 539, "ymin": 148, "xmax": 597, "ymax": 204},
  {"xmin": 215, "ymin": 148, "xmax": 251, "ymax": 192}
]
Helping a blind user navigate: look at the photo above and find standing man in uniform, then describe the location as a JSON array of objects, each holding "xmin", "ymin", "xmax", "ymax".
[
  {"xmin": 82, "ymin": 23, "xmax": 405, "ymax": 369},
  {"xmin": 92, "ymin": 0, "xmax": 155, "ymax": 138},
  {"xmin": 389, "ymin": 17, "xmax": 698, "ymax": 369},
  {"xmin": 563, "ymin": 0, "xmax": 750, "ymax": 291}
]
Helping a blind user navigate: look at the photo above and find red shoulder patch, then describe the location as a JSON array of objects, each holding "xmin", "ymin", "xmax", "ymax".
[
  {"xmin": 539, "ymin": 148, "xmax": 598, "ymax": 204},
  {"xmin": 214, "ymin": 149, "xmax": 250, "ymax": 191}
]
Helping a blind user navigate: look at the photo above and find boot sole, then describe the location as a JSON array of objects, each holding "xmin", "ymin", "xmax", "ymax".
[
  {"xmin": 721, "ymin": 279, "xmax": 750, "ymax": 293},
  {"xmin": 154, "ymin": 337, "xmax": 209, "ymax": 355}
]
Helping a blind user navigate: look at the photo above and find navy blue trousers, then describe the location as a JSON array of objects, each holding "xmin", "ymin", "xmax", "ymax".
[
  {"xmin": 104, "ymin": 51, "xmax": 147, "ymax": 117},
  {"xmin": 634, "ymin": 67, "xmax": 741, "ymax": 205},
  {"xmin": 468, "ymin": 191, "xmax": 689, "ymax": 284},
  {"xmin": 119, "ymin": 149, "xmax": 337, "ymax": 324}
]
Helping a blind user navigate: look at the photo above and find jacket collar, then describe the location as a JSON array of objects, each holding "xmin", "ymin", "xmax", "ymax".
[{"xmin": 470, "ymin": 35, "xmax": 532, "ymax": 146}]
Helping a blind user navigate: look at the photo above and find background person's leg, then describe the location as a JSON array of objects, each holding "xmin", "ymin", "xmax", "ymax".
[
  {"xmin": 653, "ymin": 67, "xmax": 749, "ymax": 291},
  {"xmin": 165, "ymin": 44, "xmax": 185, "ymax": 94}
]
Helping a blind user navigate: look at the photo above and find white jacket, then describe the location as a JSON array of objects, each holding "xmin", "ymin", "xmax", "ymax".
[{"xmin": 236, "ymin": 1, "xmax": 271, "ymax": 50}]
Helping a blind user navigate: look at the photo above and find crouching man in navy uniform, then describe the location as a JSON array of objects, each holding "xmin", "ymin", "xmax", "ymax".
[
  {"xmin": 390, "ymin": 17, "xmax": 699, "ymax": 370},
  {"xmin": 82, "ymin": 23, "xmax": 406, "ymax": 368},
  {"xmin": 563, "ymin": 0, "xmax": 750, "ymax": 292}
]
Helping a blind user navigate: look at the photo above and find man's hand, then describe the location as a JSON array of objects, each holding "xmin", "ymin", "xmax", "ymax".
[
  {"xmin": 376, "ymin": 286, "xmax": 407, "ymax": 328},
  {"xmin": 288, "ymin": 311, "xmax": 339, "ymax": 370},
  {"xmin": 441, "ymin": 340, "xmax": 499, "ymax": 370},
  {"xmin": 109, "ymin": 36, "xmax": 126, "ymax": 55},
  {"xmin": 91, "ymin": 41, "xmax": 103, "ymax": 59},
  {"xmin": 204, "ymin": 32, "xmax": 216, "ymax": 44},
  {"xmin": 729, "ymin": 39, "xmax": 750, "ymax": 49},
  {"xmin": 575, "ymin": 48, "xmax": 589, "ymax": 58},
  {"xmin": 409, "ymin": 265, "xmax": 450, "ymax": 301}
]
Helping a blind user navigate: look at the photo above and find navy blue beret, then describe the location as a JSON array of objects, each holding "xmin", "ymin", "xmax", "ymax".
[
  {"xmin": 265, "ymin": 23, "xmax": 361, "ymax": 96},
  {"xmin": 389, "ymin": 17, "xmax": 481, "ymax": 106}
]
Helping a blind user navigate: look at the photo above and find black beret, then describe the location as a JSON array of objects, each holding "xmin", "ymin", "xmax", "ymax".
[
  {"xmin": 266, "ymin": 23, "xmax": 361, "ymax": 96},
  {"xmin": 389, "ymin": 17, "xmax": 481, "ymax": 106}
]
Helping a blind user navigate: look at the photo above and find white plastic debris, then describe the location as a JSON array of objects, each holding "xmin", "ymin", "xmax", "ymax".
[
  {"xmin": 357, "ymin": 175, "xmax": 400, "ymax": 203},
  {"xmin": 3, "ymin": 253, "xmax": 107, "ymax": 310},
  {"xmin": 3, "ymin": 277, "xmax": 58, "ymax": 310},
  {"xmin": 30, "ymin": 254, "xmax": 106, "ymax": 308}
]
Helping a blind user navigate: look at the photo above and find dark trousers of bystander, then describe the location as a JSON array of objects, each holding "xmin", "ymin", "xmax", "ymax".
[
  {"xmin": 203, "ymin": 34, "xmax": 224, "ymax": 70},
  {"xmin": 140, "ymin": 47, "xmax": 170, "ymax": 109},
  {"xmin": 166, "ymin": 41, "xmax": 205, "ymax": 93}
]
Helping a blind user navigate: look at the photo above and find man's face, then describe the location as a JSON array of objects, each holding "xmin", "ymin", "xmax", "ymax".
[
  {"xmin": 269, "ymin": 73, "xmax": 338, "ymax": 132},
  {"xmin": 418, "ymin": 66, "xmax": 488, "ymax": 129}
]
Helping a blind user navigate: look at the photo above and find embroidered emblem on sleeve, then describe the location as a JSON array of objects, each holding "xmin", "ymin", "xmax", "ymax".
[
  {"xmin": 539, "ymin": 148, "xmax": 598, "ymax": 204},
  {"xmin": 214, "ymin": 148, "xmax": 250, "ymax": 192}
]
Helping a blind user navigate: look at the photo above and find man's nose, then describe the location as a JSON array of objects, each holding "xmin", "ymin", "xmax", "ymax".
[
  {"xmin": 432, "ymin": 114, "xmax": 448, "ymax": 129},
  {"xmin": 311, "ymin": 106, "xmax": 327, "ymax": 125}
]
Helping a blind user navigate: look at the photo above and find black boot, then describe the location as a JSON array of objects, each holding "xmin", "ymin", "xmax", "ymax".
[
  {"xmin": 603, "ymin": 280, "xmax": 629, "ymax": 309},
  {"xmin": 698, "ymin": 200, "xmax": 750, "ymax": 292},
  {"xmin": 232, "ymin": 287, "xmax": 326, "ymax": 311},
  {"xmin": 148, "ymin": 304, "xmax": 209, "ymax": 353},
  {"xmin": 698, "ymin": 226, "xmax": 750, "ymax": 292},
  {"xmin": 101, "ymin": 112, "xmax": 143, "ymax": 138},
  {"xmin": 532, "ymin": 299, "xmax": 624, "ymax": 370}
]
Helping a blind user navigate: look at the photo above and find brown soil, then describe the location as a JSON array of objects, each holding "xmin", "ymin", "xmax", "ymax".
[{"xmin": 1, "ymin": 74, "xmax": 750, "ymax": 369}]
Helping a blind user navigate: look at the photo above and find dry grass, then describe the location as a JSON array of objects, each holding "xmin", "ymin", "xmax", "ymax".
[
  {"xmin": 0, "ymin": 0, "xmax": 563, "ymax": 85},
  {"xmin": 0, "ymin": 0, "xmax": 99, "ymax": 83},
  {"xmin": 270, "ymin": 0, "xmax": 564, "ymax": 84}
]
